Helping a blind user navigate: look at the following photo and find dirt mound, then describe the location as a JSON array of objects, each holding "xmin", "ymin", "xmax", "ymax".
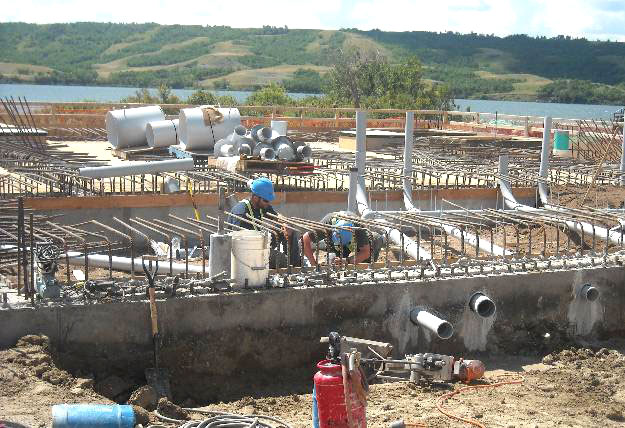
[
  {"xmin": 0, "ymin": 335, "xmax": 114, "ymax": 427},
  {"xmin": 5, "ymin": 335, "xmax": 73, "ymax": 387}
]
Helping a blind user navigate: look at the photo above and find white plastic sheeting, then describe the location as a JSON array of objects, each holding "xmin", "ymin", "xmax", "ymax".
[
  {"xmin": 178, "ymin": 106, "xmax": 241, "ymax": 151},
  {"xmin": 105, "ymin": 105, "xmax": 165, "ymax": 149},
  {"xmin": 146, "ymin": 119, "xmax": 179, "ymax": 148}
]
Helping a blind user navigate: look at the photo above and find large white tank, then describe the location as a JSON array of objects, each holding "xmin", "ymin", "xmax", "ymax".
[
  {"xmin": 105, "ymin": 105, "xmax": 165, "ymax": 149},
  {"xmin": 178, "ymin": 106, "xmax": 241, "ymax": 151},
  {"xmin": 146, "ymin": 119, "xmax": 179, "ymax": 148}
]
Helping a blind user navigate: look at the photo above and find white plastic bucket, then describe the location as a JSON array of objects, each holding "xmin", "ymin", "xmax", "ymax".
[
  {"xmin": 178, "ymin": 106, "xmax": 241, "ymax": 151},
  {"xmin": 230, "ymin": 230, "xmax": 270, "ymax": 288},
  {"xmin": 146, "ymin": 119, "xmax": 179, "ymax": 148},
  {"xmin": 105, "ymin": 105, "xmax": 165, "ymax": 149}
]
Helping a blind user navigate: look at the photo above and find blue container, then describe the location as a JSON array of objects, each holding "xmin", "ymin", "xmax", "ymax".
[
  {"xmin": 52, "ymin": 404, "xmax": 135, "ymax": 428},
  {"xmin": 312, "ymin": 385, "xmax": 319, "ymax": 428}
]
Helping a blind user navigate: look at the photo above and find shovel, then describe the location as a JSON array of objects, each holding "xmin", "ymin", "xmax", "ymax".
[{"xmin": 142, "ymin": 256, "xmax": 171, "ymax": 399}]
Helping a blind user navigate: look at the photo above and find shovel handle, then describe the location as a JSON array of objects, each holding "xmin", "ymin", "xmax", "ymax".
[{"xmin": 148, "ymin": 287, "xmax": 159, "ymax": 336}]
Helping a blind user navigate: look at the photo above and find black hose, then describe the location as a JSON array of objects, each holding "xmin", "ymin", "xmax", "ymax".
[{"xmin": 153, "ymin": 408, "xmax": 293, "ymax": 428}]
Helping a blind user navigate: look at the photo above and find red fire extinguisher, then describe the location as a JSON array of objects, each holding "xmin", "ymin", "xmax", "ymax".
[{"xmin": 314, "ymin": 359, "xmax": 366, "ymax": 428}]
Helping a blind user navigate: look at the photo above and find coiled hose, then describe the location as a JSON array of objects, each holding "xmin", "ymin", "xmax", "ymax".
[{"xmin": 151, "ymin": 408, "xmax": 293, "ymax": 428}]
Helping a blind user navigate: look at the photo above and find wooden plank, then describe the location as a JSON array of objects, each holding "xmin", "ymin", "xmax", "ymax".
[{"xmin": 24, "ymin": 188, "xmax": 535, "ymax": 211}]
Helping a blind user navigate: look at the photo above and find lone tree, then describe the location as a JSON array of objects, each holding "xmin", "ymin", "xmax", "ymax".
[{"xmin": 324, "ymin": 50, "xmax": 453, "ymax": 110}]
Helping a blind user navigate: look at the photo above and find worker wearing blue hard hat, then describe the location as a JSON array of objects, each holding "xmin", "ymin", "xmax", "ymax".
[
  {"xmin": 228, "ymin": 177, "xmax": 301, "ymax": 268},
  {"xmin": 301, "ymin": 211, "xmax": 383, "ymax": 267}
]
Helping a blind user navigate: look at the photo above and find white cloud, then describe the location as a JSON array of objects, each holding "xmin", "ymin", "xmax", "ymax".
[{"xmin": 4, "ymin": 0, "xmax": 342, "ymax": 29}]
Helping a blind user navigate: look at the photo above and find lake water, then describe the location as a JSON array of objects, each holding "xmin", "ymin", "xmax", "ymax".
[
  {"xmin": 0, "ymin": 83, "xmax": 313, "ymax": 104},
  {"xmin": 454, "ymin": 98, "xmax": 621, "ymax": 120},
  {"xmin": 0, "ymin": 83, "xmax": 622, "ymax": 120}
]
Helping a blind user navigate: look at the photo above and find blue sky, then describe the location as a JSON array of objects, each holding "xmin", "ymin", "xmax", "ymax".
[{"xmin": 4, "ymin": 0, "xmax": 625, "ymax": 41}]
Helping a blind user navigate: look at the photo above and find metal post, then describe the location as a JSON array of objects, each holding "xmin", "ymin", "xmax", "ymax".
[
  {"xmin": 620, "ymin": 121, "xmax": 625, "ymax": 186},
  {"xmin": 18, "ymin": 198, "xmax": 29, "ymax": 299},
  {"xmin": 29, "ymin": 214, "xmax": 34, "ymax": 304}
]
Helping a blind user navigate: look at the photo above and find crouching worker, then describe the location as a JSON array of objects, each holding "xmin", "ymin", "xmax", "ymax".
[
  {"xmin": 301, "ymin": 211, "xmax": 383, "ymax": 267},
  {"xmin": 228, "ymin": 177, "xmax": 301, "ymax": 269}
]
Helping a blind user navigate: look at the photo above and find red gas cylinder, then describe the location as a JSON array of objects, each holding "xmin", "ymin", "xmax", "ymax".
[{"xmin": 314, "ymin": 359, "xmax": 366, "ymax": 428}]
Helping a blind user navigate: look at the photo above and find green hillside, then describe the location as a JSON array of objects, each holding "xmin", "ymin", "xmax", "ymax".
[{"xmin": 2, "ymin": 22, "xmax": 625, "ymax": 103}]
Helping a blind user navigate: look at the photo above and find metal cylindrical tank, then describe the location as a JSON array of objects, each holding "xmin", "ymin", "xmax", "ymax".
[
  {"xmin": 105, "ymin": 106, "xmax": 165, "ymax": 149},
  {"xmin": 146, "ymin": 119, "xmax": 179, "ymax": 148},
  {"xmin": 209, "ymin": 233, "xmax": 231, "ymax": 278},
  {"xmin": 52, "ymin": 404, "xmax": 135, "ymax": 428},
  {"xmin": 314, "ymin": 360, "xmax": 366, "ymax": 428},
  {"xmin": 178, "ymin": 106, "xmax": 241, "ymax": 151},
  {"xmin": 553, "ymin": 130, "xmax": 571, "ymax": 157}
]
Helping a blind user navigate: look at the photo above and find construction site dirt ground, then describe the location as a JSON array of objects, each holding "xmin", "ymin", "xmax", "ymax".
[{"xmin": 3, "ymin": 335, "xmax": 625, "ymax": 427}]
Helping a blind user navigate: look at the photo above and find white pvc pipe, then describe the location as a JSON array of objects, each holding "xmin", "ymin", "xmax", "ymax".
[
  {"xmin": 259, "ymin": 147, "xmax": 276, "ymax": 160},
  {"xmin": 498, "ymin": 155, "xmax": 623, "ymax": 245},
  {"xmin": 270, "ymin": 120, "xmax": 288, "ymax": 136},
  {"xmin": 402, "ymin": 112, "xmax": 415, "ymax": 211},
  {"xmin": 534, "ymin": 120, "xmax": 623, "ymax": 244},
  {"xmin": 402, "ymin": 112, "xmax": 509, "ymax": 256},
  {"xmin": 353, "ymin": 112, "xmax": 431, "ymax": 260},
  {"xmin": 106, "ymin": 106, "xmax": 165, "ymax": 149},
  {"xmin": 65, "ymin": 252, "xmax": 204, "ymax": 274},
  {"xmin": 146, "ymin": 119, "xmax": 179, "ymax": 148},
  {"xmin": 620, "ymin": 123, "xmax": 625, "ymax": 186},
  {"xmin": 580, "ymin": 284, "xmax": 599, "ymax": 301},
  {"xmin": 274, "ymin": 137, "xmax": 295, "ymax": 161},
  {"xmin": 538, "ymin": 116, "xmax": 552, "ymax": 203},
  {"xmin": 410, "ymin": 309, "xmax": 454, "ymax": 339},
  {"xmin": 178, "ymin": 106, "xmax": 241, "ymax": 151},
  {"xmin": 469, "ymin": 292, "xmax": 496, "ymax": 318},
  {"xmin": 296, "ymin": 145, "xmax": 312, "ymax": 159},
  {"xmin": 256, "ymin": 127, "xmax": 273, "ymax": 143},
  {"xmin": 79, "ymin": 158, "xmax": 194, "ymax": 178},
  {"xmin": 218, "ymin": 144, "xmax": 236, "ymax": 157},
  {"xmin": 356, "ymin": 111, "xmax": 367, "ymax": 174}
]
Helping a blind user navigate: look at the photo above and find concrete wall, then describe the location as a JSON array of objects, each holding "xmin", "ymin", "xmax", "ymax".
[{"xmin": 1, "ymin": 264, "xmax": 623, "ymax": 386}]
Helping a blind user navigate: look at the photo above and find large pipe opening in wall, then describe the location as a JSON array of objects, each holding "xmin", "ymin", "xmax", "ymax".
[
  {"xmin": 580, "ymin": 284, "xmax": 599, "ymax": 302},
  {"xmin": 469, "ymin": 292, "xmax": 496, "ymax": 318}
]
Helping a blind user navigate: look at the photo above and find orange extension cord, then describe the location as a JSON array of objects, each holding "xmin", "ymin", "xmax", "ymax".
[{"xmin": 435, "ymin": 376, "xmax": 525, "ymax": 428}]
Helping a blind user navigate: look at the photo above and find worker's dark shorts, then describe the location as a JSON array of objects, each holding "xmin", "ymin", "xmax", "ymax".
[
  {"xmin": 269, "ymin": 231, "xmax": 302, "ymax": 269},
  {"xmin": 367, "ymin": 231, "xmax": 384, "ymax": 263}
]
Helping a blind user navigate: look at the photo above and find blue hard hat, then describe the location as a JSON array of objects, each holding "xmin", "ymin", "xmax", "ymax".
[
  {"xmin": 250, "ymin": 177, "xmax": 275, "ymax": 201},
  {"xmin": 332, "ymin": 220, "xmax": 353, "ymax": 246}
]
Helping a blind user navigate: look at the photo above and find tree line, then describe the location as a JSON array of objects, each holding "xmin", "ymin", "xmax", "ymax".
[{"xmin": 2, "ymin": 22, "xmax": 625, "ymax": 105}]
